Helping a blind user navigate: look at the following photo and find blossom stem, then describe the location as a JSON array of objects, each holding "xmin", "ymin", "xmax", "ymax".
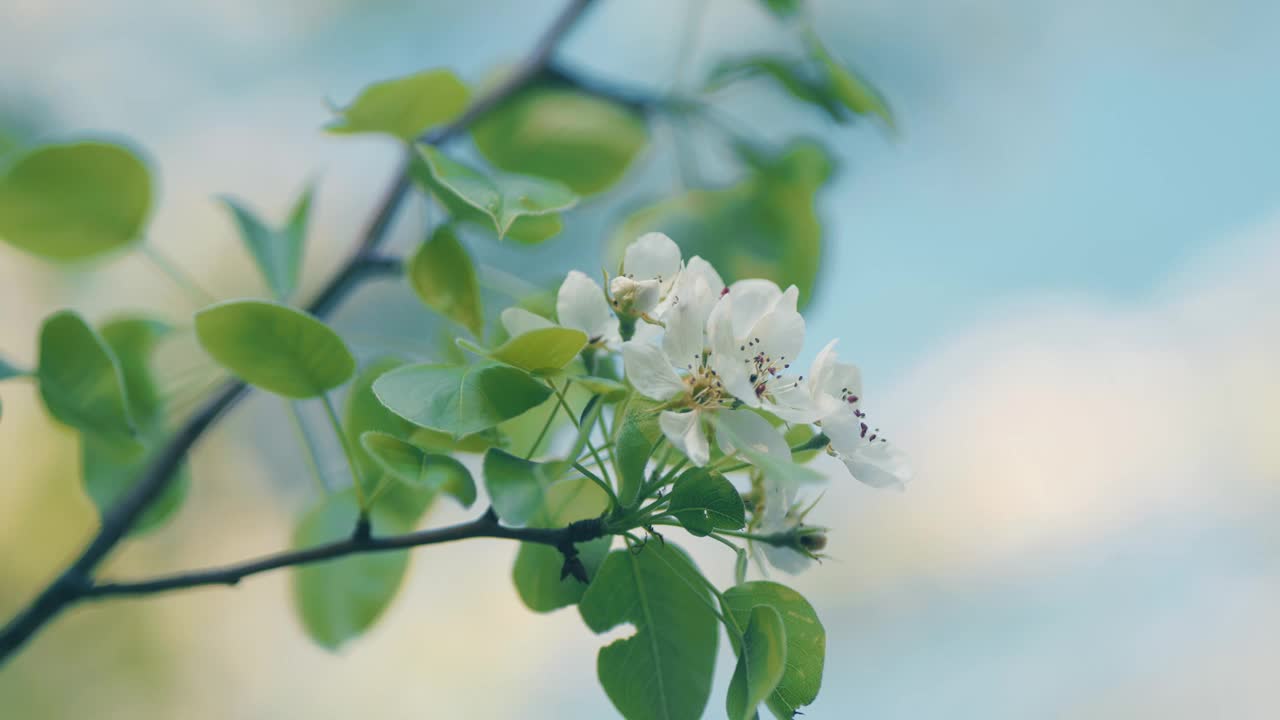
[
  {"xmin": 551, "ymin": 380, "xmax": 617, "ymax": 494},
  {"xmin": 285, "ymin": 400, "xmax": 329, "ymax": 495},
  {"xmin": 525, "ymin": 400, "xmax": 560, "ymax": 459}
]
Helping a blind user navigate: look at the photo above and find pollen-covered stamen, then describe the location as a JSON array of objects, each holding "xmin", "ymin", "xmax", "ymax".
[
  {"xmin": 738, "ymin": 337, "xmax": 801, "ymax": 403},
  {"xmin": 682, "ymin": 361, "xmax": 727, "ymax": 410}
]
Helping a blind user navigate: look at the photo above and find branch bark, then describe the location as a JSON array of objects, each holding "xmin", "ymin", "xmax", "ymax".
[
  {"xmin": 0, "ymin": 0, "xmax": 598, "ymax": 666},
  {"xmin": 83, "ymin": 508, "xmax": 606, "ymax": 599}
]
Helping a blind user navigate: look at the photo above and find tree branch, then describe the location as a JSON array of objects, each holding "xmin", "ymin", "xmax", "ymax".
[
  {"xmin": 0, "ymin": 0, "xmax": 599, "ymax": 666},
  {"xmin": 82, "ymin": 508, "xmax": 606, "ymax": 599}
]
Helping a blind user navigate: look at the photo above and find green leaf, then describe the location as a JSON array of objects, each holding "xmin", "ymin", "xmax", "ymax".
[
  {"xmin": 726, "ymin": 605, "xmax": 788, "ymax": 720},
  {"xmin": 571, "ymin": 375, "xmax": 628, "ymax": 400},
  {"xmin": 481, "ymin": 448, "xmax": 561, "ymax": 526},
  {"xmin": 327, "ymin": 69, "xmax": 469, "ymax": 141},
  {"xmin": 360, "ymin": 431, "xmax": 476, "ymax": 508},
  {"xmin": 614, "ymin": 407, "xmax": 654, "ymax": 507},
  {"xmin": 411, "ymin": 157, "xmax": 565, "ymax": 244},
  {"xmin": 723, "ymin": 582, "xmax": 826, "ymax": 719},
  {"xmin": 0, "ymin": 141, "xmax": 151, "ymax": 261},
  {"xmin": 668, "ymin": 468, "xmax": 746, "ymax": 536},
  {"xmin": 373, "ymin": 362, "xmax": 551, "ymax": 439},
  {"xmin": 512, "ymin": 476, "xmax": 612, "ymax": 612},
  {"xmin": 487, "ymin": 327, "xmax": 587, "ymax": 373},
  {"xmin": 610, "ymin": 140, "xmax": 833, "ymax": 307},
  {"xmin": 407, "ymin": 425, "xmax": 499, "ymax": 454},
  {"xmin": 784, "ymin": 424, "xmax": 821, "ymax": 464},
  {"xmin": 291, "ymin": 489, "xmax": 412, "ymax": 650},
  {"xmin": 82, "ymin": 437, "xmax": 189, "ymax": 535},
  {"xmin": 579, "ymin": 543, "xmax": 719, "ymax": 720},
  {"xmin": 408, "ymin": 224, "xmax": 483, "ymax": 337},
  {"xmin": 707, "ymin": 56, "xmax": 845, "ymax": 122},
  {"xmin": 343, "ymin": 358, "xmax": 435, "ymax": 526},
  {"xmin": 220, "ymin": 186, "xmax": 312, "ymax": 301},
  {"xmin": 36, "ymin": 310, "xmax": 137, "ymax": 448},
  {"xmin": 472, "ymin": 87, "xmax": 647, "ymax": 195},
  {"xmin": 81, "ymin": 316, "xmax": 188, "ymax": 534},
  {"xmin": 806, "ymin": 34, "xmax": 894, "ymax": 129},
  {"xmin": 759, "ymin": 0, "xmax": 800, "ymax": 17},
  {"xmin": 415, "ymin": 145, "xmax": 578, "ymax": 240},
  {"xmin": 194, "ymin": 300, "xmax": 355, "ymax": 399}
]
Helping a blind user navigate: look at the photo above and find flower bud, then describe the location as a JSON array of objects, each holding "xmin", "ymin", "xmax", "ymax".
[{"xmin": 609, "ymin": 275, "xmax": 662, "ymax": 316}]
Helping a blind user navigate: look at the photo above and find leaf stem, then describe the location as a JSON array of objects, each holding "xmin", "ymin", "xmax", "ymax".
[
  {"xmin": 320, "ymin": 392, "xmax": 368, "ymax": 513},
  {"xmin": 139, "ymin": 243, "xmax": 218, "ymax": 306},
  {"xmin": 285, "ymin": 401, "xmax": 329, "ymax": 495}
]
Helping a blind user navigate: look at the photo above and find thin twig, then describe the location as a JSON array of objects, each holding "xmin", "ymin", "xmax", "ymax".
[
  {"xmin": 0, "ymin": 0, "xmax": 599, "ymax": 665},
  {"xmin": 84, "ymin": 508, "xmax": 606, "ymax": 599}
]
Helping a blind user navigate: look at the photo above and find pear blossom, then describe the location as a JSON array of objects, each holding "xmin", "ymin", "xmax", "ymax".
[
  {"xmin": 608, "ymin": 232, "xmax": 682, "ymax": 317},
  {"xmin": 706, "ymin": 280, "xmax": 816, "ymax": 422},
  {"xmin": 621, "ymin": 255, "xmax": 736, "ymax": 465},
  {"xmin": 501, "ymin": 270, "xmax": 620, "ymax": 348},
  {"xmin": 806, "ymin": 340, "xmax": 911, "ymax": 489}
]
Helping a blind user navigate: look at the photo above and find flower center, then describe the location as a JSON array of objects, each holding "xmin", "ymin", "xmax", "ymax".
[
  {"xmin": 739, "ymin": 337, "xmax": 797, "ymax": 402},
  {"xmin": 682, "ymin": 363, "xmax": 725, "ymax": 410}
]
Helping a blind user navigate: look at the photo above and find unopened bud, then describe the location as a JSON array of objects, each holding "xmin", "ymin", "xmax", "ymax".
[
  {"xmin": 609, "ymin": 275, "xmax": 661, "ymax": 316},
  {"xmin": 799, "ymin": 532, "xmax": 828, "ymax": 552}
]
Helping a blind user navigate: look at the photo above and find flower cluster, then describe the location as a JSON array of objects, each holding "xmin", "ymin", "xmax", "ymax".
[{"xmin": 505, "ymin": 232, "xmax": 911, "ymax": 572}]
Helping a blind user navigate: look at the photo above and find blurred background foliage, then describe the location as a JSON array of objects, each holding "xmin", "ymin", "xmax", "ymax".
[{"xmin": 2, "ymin": 0, "xmax": 1280, "ymax": 718}]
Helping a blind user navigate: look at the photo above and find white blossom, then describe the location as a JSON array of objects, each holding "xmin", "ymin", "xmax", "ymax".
[
  {"xmin": 707, "ymin": 279, "xmax": 817, "ymax": 422},
  {"xmin": 609, "ymin": 232, "xmax": 682, "ymax": 317},
  {"xmin": 807, "ymin": 340, "xmax": 911, "ymax": 489}
]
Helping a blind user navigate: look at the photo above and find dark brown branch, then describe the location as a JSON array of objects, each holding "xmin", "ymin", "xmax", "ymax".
[
  {"xmin": 0, "ymin": 0, "xmax": 599, "ymax": 666},
  {"xmin": 83, "ymin": 509, "xmax": 606, "ymax": 599}
]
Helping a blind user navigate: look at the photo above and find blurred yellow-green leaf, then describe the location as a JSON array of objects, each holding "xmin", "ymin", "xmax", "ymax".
[
  {"xmin": 0, "ymin": 140, "xmax": 152, "ymax": 261},
  {"xmin": 194, "ymin": 300, "xmax": 355, "ymax": 399},
  {"xmin": 360, "ymin": 431, "xmax": 477, "ymax": 508},
  {"xmin": 220, "ymin": 186, "xmax": 313, "ymax": 301},
  {"xmin": 344, "ymin": 358, "xmax": 436, "ymax": 525},
  {"xmin": 707, "ymin": 55, "xmax": 846, "ymax": 122},
  {"xmin": 327, "ymin": 68, "xmax": 469, "ymax": 141},
  {"xmin": 806, "ymin": 33, "xmax": 894, "ymax": 129},
  {"xmin": 473, "ymin": 87, "xmax": 647, "ymax": 195},
  {"xmin": 512, "ymin": 477, "xmax": 611, "ymax": 612},
  {"xmin": 36, "ymin": 310, "xmax": 138, "ymax": 449},
  {"xmin": 415, "ymin": 145, "xmax": 578, "ymax": 240},
  {"xmin": 487, "ymin": 327, "xmax": 588, "ymax": 373},
  {"xmin": 81, "ymin": 316, "xmax": 190, "ymax": 535},
  {"xmin": 372, "ymin": 362, "xmax": 552, "ymax": 438},
  {"xmin": 291, "ymin": 489, "xmax": 412, "ymax": 650},
  {"xmin": 408, "ymin": 224, "xmax": 484, "ymax": 337}
]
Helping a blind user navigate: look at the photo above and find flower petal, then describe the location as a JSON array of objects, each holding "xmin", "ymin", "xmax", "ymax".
[
  {"xmin": 808, "ymin": 339, "xmax": 862, "ymax": 415},
  {"xmin": 662, "ymin": 274, "xmax": 716, "ymax": 368},
  {"xmin": 718, "ymin": 279, "xmax": 782, "ymax": 340},
  {"xmin": 621, "ymin": 341, "xmax": 685, "ymax": 401},
  {"xmin": 761, "ymin": 544, "xmax": 813, "ymax": 575},
  {"xmin": 557, "ymin": 270, "xmax": 618, "ymax": 344},
  {"xmin": 841, "ymin": 441, "xmax": 911, "ymax": 490},
  {"xmin": 660, "ymin": 409, "xmax": 711, "ymax": 466},
  {"xmin": 500, "ymin": 307, "xmax": 554, "ymax": 337},
  {"xmin": 823, "ymin": 411, "xmax": 910, "ymax": 490},
  {"xmin": 716, "ymin": 408, "xmax": 789, "ymax": 459},
  {"xmin": 622, "ymin": 232, "xmax": 682, "ymax": 288},
  {"xmin": 748, "ymin": 299, "xmax": 805, "ymax": 372}
]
